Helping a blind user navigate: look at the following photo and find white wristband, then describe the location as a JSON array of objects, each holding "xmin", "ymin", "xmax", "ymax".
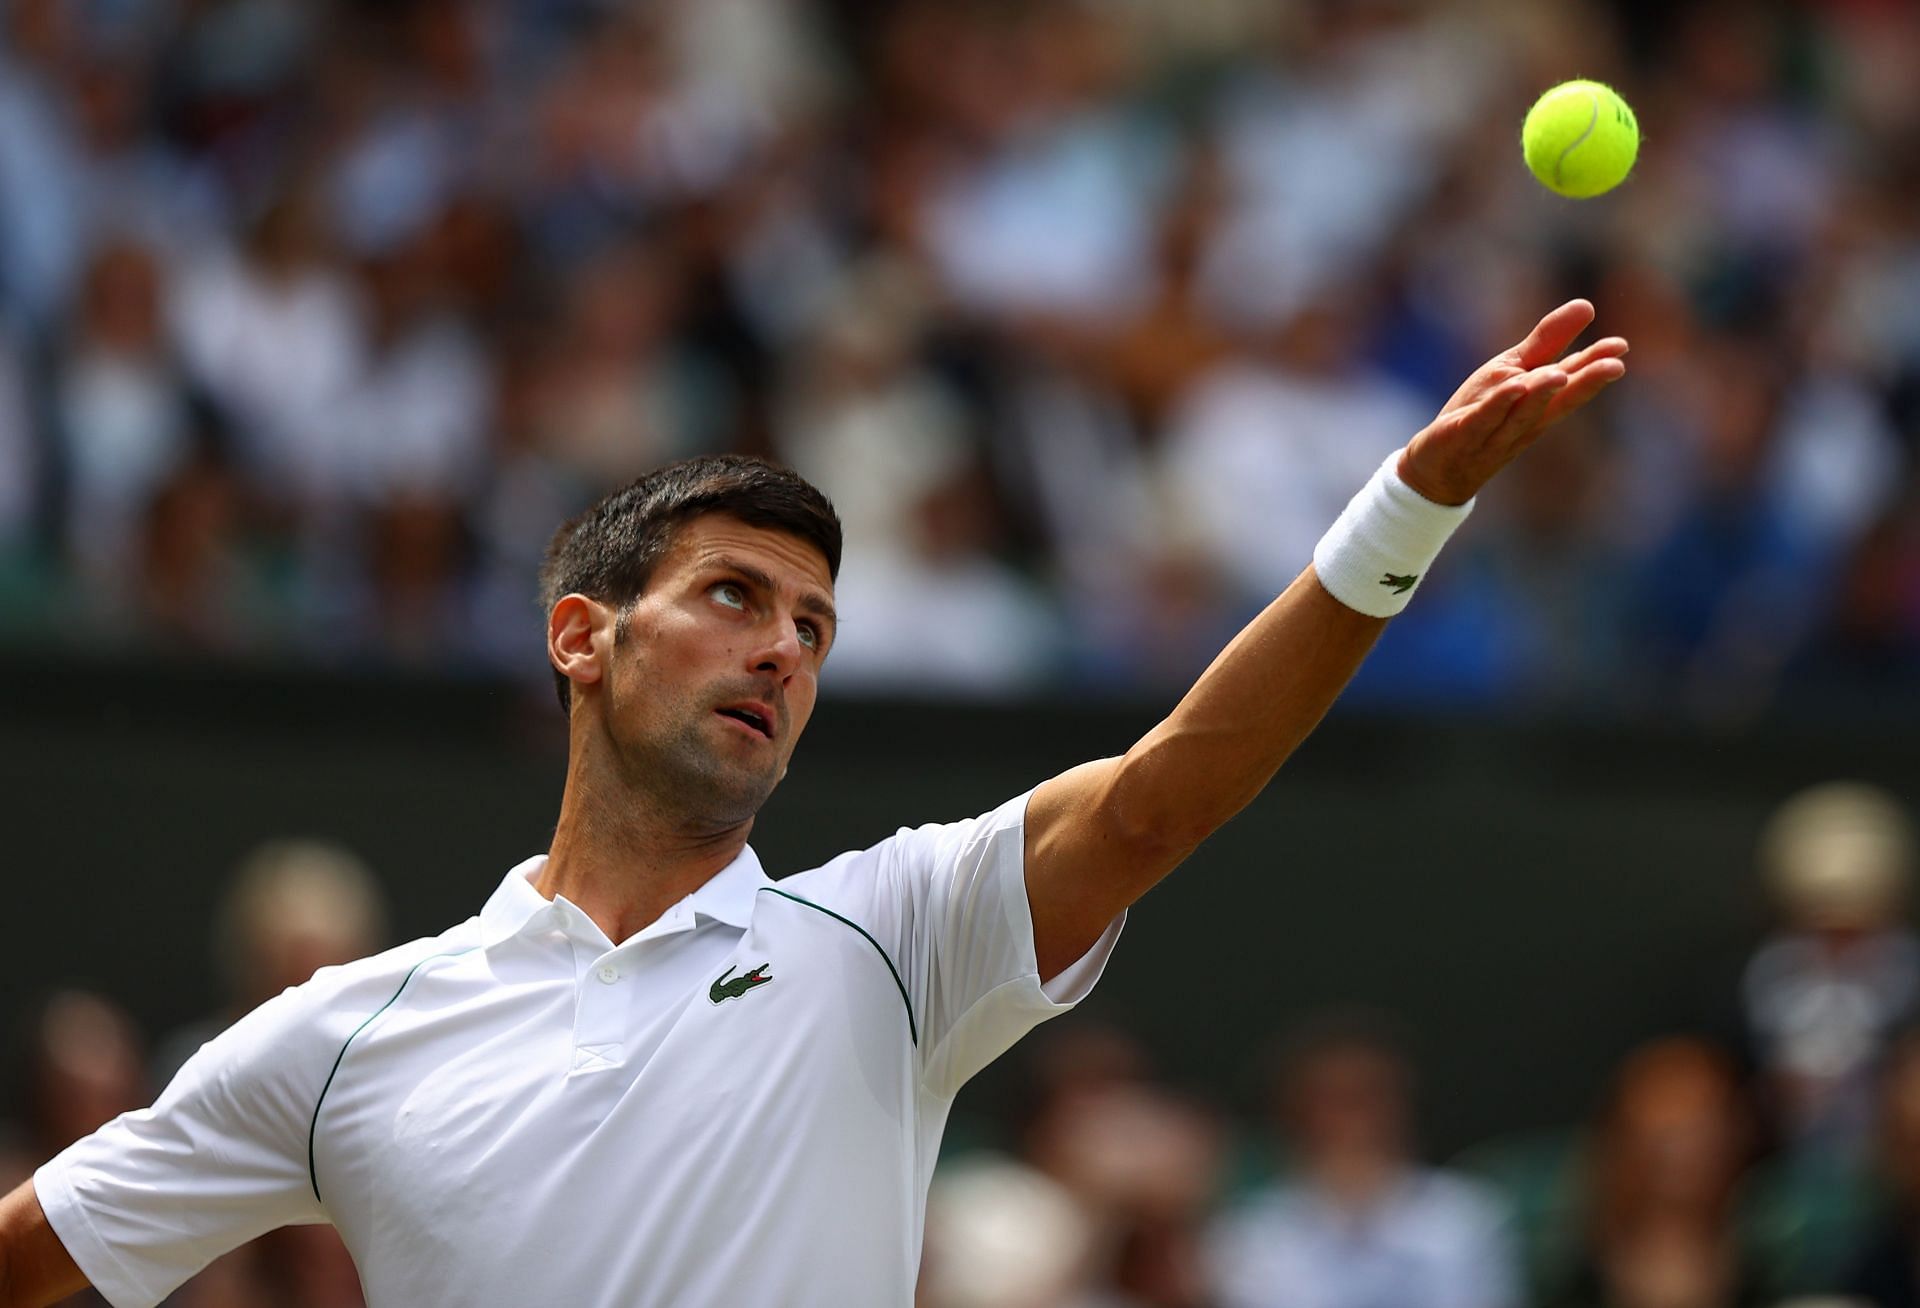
[{"xmin": 1311, "ymin": 450, "xmax": 1473, "ymax": 617}]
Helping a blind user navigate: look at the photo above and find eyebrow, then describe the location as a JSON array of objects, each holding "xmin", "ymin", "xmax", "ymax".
[{"xmin": 711, "ymin": 556, "xmax": 838, "ymax": 632}]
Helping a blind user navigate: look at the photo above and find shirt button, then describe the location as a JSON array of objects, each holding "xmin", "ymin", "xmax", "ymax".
[{"xmin": 597, "ymin": 965, "xmax": 619, "ymax": 984}]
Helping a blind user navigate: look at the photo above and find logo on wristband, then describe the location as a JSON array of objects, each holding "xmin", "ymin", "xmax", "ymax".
[{"xmin": 1380, "ymin": 572, "xmax": 1418, "ymax": 595}]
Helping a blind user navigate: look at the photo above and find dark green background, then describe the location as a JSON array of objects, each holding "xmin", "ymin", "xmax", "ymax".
[{"xmin": 6, "ymin": 655, "xmax": 1913, "ymax": 1157}]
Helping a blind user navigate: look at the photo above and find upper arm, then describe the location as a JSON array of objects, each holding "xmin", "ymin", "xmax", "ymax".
[
  {"xmin": 0, "ymin": 1179, "xmax": 88, "ymax": 1308},
  {"xmin": 808, "ymin": 793, "xmax": 1123, "ymax": 1095},
  {"xmin": 1026, "ymin": 755, "xmax": 1194, "ymax": 981},
  {"xmin": 1025, "ymin": 569, "xmax": 1391, "ymax": 978}
]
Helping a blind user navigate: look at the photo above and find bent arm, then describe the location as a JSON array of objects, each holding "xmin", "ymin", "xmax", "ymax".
[{"xmin": 0, "ymin": 1181, "xmax": 88, "ymax": 1308}]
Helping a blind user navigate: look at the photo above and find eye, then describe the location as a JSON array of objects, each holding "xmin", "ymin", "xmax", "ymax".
[
  {"xmin": 797, "ymin": 622, "xmax": 820, "ymax": 651},
  {"xmin": 711, "ymin": 582, "xmax": 747, "ymax": 610}
]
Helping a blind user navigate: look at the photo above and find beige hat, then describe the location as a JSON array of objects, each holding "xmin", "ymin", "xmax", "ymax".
[
  {"xmin": 921, "ymin": 1157, "xmax": 1092, "ymax": 1308},
  {"xmin": 1761, "ymin": 782, "xmax": 1914, "ymax": 929}
]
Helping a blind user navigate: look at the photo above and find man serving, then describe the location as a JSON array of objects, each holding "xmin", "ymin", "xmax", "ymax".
[{"xmin": 0, "ymin": 301, "xmax": 1625, "ymax": 1307}]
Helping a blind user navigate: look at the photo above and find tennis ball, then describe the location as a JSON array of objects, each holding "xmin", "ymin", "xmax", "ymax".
[{"xmin": 1522, "ymin": 80, "xmax": 1639, "ymax": 198}]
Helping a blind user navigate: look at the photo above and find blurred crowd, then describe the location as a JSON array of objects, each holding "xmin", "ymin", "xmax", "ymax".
[
  {"xmin": 13, "ymin": 781, "xmax": 1920, "ymax": 1307},
  {"xmin": 1, "ymin": 0, "xmax": 1919, "ymax": 712}
]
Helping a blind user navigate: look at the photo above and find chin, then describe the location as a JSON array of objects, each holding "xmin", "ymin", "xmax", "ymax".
[{"xmin": 696, "ymin": 764, "xmax": 782, "ymax": 825}]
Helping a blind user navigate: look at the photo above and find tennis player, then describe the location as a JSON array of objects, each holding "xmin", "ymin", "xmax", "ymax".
[{"xmin": 0, "ymin": 301, "xmax": 1625, "ymax": 1307}]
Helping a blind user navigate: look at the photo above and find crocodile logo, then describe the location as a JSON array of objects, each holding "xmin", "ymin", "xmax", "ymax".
[
  {"xmin": 709, "ymin": 963, "xmax": 774, "ymax": 1005},
  {"xmin": 1380, "ymin": 572, "xmax": 1418, "ymax": 595}
]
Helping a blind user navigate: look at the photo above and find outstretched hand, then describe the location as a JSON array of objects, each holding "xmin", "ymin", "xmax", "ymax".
[{"xmin": 1397, "ymin": 299, "xmax": 1629, "ymax": 506}]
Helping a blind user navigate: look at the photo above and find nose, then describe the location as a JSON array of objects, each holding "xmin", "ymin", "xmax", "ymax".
[{"xmin": 751, "ymin": 616, "xmax": 805, "ymax": 682}]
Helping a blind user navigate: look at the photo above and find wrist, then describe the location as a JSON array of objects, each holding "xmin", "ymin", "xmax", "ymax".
[
  {"xmin": 1312, "ymin": 449, "xmax": 1474, "ymax": 617},
  {"xmin": 1394, "ymin": 447, "xmax": 1475, "ymax": 507}
]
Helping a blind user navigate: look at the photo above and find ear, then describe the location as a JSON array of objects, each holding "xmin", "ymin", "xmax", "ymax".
[{"xmin": 548, "ymin": 594, "xmax": 609, "ymax": 698}]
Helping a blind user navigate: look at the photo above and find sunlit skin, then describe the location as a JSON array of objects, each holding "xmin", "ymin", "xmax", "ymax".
[{"xmin": 538, "ymin": 515, "xmax": 837, "ymax": 945}]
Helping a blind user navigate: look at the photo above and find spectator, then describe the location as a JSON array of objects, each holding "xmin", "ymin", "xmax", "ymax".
[
  {"xmin": 1743, "ymin": 783, "xmax": 1919, "ymax": 1165},
  {"xmin": 999, "ymin": 1021, "xmax": 1224, "ymax": 1308},
  {"xmin": 920, "ymin": 1157, "xmax": 1095, "ymax": 1308},
  {"xmin": 1549, "ymin": 1038, "xmax": 1763, "ymax": 1308},
  {"xmin": 1209, "ymin": 1012, "xmax": 1518, "ymax": 1308},
  {"xmin": 167, "ymin": 183, "xmax": 366, "ymax": 512},
  {"xmin": 917, "ymin": 0, "xmax": 1173, "ymax": 326},
  {"xmin": 148, "ymin": 838, "xmax": 389, "ymax": 1308},
  {"xmin": 4, "ymin": 991, "xmax": 147, "ymax": 1177},
  {"xmin": 1160, "ymin": 293, "xmax": 1436, "ymax": 609},
  {"xmin": 154, "ymin": 836, "xmax": 389, "ymax": 1082},
  {"xmin": 777, "ymin": 257, "xmax": 1062, "ymax": 693},
  {"xmin": 0, "ymin": 0, "xmax": 90, "ymax": 331},
  {"xmin": 0, "ymin": 991, "xmax": 147, "ymax": 1308},
  {"xmin": 0, "ymin": 0, "xmax": 1911, "ymax": 709},
  {"xmin": 0, "ymin": 314, "xmax": 39, "ymax": 583},
  {"xmin": 1197, "ymin": 0, "xmax": 1496, "ymax": 329},
  {"xmin": 1844, "ymin": 1031, "xmax": 1920, "ymax": 1307},
  {"xmin": 53, "ymin": 238, "xmax": 193, "ymax": 601},
  {"xmin": 527, "ymin": 242, "xmax": 729, "ymax": 490}
]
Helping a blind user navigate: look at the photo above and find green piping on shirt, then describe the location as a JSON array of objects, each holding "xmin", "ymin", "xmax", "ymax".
[
  {"xmin": 308, "ymin": 947, "xmax": 479, "ymax": 1202},
  {"xmin": 757, "ymin": 887, "xmax": 917, "ymax": 1047}
]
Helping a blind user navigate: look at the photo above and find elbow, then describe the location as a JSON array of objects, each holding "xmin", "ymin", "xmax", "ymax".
[
  {"xmin": 1109, "ymin": 806, "xmax": 1211, "ymax": 868},
  {"xmin": 1099, "ymin": 762, "xmax": 1217, "ymax": 867}
]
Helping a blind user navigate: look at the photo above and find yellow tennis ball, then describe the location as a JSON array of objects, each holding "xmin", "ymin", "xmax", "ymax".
[{"xmin": 1522, "ymin": 80, "xmax": 1639, "ymax": 198}]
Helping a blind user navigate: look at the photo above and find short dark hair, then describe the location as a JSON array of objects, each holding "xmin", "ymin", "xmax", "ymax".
[
  {"xmin": 1265, "ymin": 1007, "xmax": 1412, "ymax": 1100},
  {"xmin": 538, "ymin": 455, "xmax": 842, "ymax": 713}
]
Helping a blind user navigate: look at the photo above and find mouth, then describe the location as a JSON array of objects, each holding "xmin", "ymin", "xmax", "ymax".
[{"xmin": 715, "ymin": 704, "xmax": 775, "ymax": 740}]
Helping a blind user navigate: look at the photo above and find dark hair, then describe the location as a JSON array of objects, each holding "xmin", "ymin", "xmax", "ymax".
[
  {"xmin": 538, "ymin": 455, "xmax": 842, "ymax": 713},
  {"xmin": 1265, "ymin": 1007, "xmax": 1412, "ymax": 1098}
]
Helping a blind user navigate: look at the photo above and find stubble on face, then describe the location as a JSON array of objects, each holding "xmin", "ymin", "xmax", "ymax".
[
  {"xmin": 602, "ymin": 630, "xmax": 784, "ymax": 833},
  {"xmin": 585, "ymin": 518, "xmax": 829, "ymax": 838}
]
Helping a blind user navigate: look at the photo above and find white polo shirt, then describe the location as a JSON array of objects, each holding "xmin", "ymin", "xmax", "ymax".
[{"xmin": 36, "ymin": 791, "xmax": 1123, "ymax": 1307}]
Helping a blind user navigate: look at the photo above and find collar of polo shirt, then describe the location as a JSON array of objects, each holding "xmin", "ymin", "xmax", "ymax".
[{"xmin": 477, "ymin": 847, "xmax": 773, "ymax": 951}]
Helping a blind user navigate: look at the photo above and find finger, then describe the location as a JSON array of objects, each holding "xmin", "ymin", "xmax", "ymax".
[
  {"xmin": 1541, "ymin": 358, "xmax": 1627, "ymax": 427},
  {"xmin": 1495, "ymin": 368, "xmax": 1570, "ymax": 445},
  {"xmin": 1447, "ymin": 377, "xmax": 1529, "ymax": 440},
  {"xmin": 1440, "ymin": 360, "xmax": 1525, "ymax": 415},
  {"xmin": 1555, "ymin": 336, "xmax": 1629, "ymax": 375},
  {"xmin": 1511, "ymin": 299, "xmax": 1597, "ymax": 370}
]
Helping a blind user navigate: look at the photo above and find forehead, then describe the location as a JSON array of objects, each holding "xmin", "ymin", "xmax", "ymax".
[{"xmin": 660, "ymin": 513, "xmax": 835, "ymax": 596}]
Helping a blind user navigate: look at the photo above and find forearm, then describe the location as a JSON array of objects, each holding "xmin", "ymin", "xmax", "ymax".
[
  {"xmin": 1026, "ymin": 301, "xmax": 1626, "ymax": 978},
  {"xmin": 1026, "ymin": 566, "xmax": 1382, "ymax": 977},
  {"xmin": 1113, "ymin": 565, "xmax": 1384, "ymax": 853}
]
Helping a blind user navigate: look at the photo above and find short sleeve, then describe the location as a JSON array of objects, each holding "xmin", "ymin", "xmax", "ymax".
[
  {"xmin": 19, "ymin": 921, "xmax": 485, "ymax": 1308},
  {"xmin": 788, "ymin": 791, "xmax": 1124, "ymax": 1099},
  {"xmin": 33, "ymin": 984, "xmax": 332, "ymax": 1308}
]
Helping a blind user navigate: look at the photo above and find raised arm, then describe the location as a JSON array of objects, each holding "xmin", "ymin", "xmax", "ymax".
[
  {"xmin": 0, "ymin": 1181, "xmax": 88, "ymax": 1308},
  {"xmin": 1025, "ymin": 300, "xmax": 1629, "ymax": 977}
]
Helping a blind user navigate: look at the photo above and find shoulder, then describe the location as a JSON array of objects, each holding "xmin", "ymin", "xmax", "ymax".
[
  {"xmin": 1210, "ymin": 1183, "xmax": 1320, "ymax": 1274},
  {"xmin": 1403, "ymin": 1168, "xmax": 1513, "ymax": 1234},
  {"xmin": 778, "ymin": 794, "xmax": 1033, "ymax": 904},
  {"xmin": 175, "ymin": 922, "xmax": 485, "ymax": 1087},
  {"xmin": 1742, "ymin": 933, "xmax": 1813, "ymax": 997},
  {"xmin": 291, "ymin": 921, "xmax": 485, "ymax": 1018},
  {"xmin": 1217, "ymin": 1181, "xmax": 1314, "ymax": 1231}
]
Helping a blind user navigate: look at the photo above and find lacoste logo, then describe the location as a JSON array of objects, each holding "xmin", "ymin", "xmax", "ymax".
[
  {"xmin": 709, "ymin": 963, "xmax": 774, "ymax": 1005},
  {"xmin": 1380, "ymin": 572, "xmax": 1418, "ymax": 595}
]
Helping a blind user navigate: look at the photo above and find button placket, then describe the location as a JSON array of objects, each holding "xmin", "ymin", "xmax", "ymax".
[
  {"xmin": 564, "ymin": 923, "xmax": 626, "ymax": 1072},
  {"xmin": 567, "ymin": 906, "xmax": 699, "ymax": 1075}
]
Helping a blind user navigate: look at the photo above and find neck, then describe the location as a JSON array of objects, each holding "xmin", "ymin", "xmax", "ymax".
[
  {"xmin": 1309, "ymin": 1151, "xmax": 1405, "ymax": 1213},
  {"xmin": 539, "ymin": 752, "xmax": 752, "ymax": 945}
]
